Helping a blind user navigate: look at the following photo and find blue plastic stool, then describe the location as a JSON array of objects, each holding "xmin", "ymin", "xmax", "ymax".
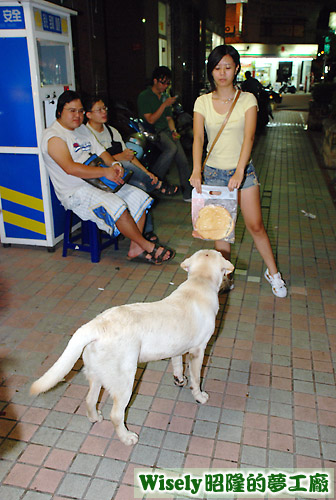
[{"xmin": 62, "ymin": 210, "xmax": 119, "ymax": 263}]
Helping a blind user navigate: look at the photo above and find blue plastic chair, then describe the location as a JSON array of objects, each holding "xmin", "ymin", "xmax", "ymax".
[{"xmin": 62, "ymin": 210, "xmax": 118, "ymax": 263}]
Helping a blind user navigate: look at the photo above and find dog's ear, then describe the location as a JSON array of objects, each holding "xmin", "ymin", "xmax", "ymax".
[
  {"xmin": 222, "ymin": 258, "xmax": 234, "ymax": 274},
  {"xmin": 180, "ymin": 256, "xmax": 191, "ymax": 272}
]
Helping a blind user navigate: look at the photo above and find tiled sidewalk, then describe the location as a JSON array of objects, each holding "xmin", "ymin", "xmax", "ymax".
[{"xmin": 0, "ymin": 109, "xmax": 335, "ymax": 500}]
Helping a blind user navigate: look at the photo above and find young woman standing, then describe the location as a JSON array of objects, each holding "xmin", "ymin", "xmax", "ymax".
[{"xmin": 190, "ymin": 45, "xmax": 287, "ymax": 297}]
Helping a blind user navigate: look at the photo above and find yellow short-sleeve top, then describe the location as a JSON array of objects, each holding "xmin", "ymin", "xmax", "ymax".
[{"xmin": 193, "ymin": 90, "xmax": 257, "ymax": 171}]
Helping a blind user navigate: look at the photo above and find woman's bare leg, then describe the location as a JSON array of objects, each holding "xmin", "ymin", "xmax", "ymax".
[
  {"xmin": 214, "ymin": 240, "xmax": 231, "ymax": 261},
  {"xmin": 239, "ymin": 185, "xmax": 278, "ymax": 275}
]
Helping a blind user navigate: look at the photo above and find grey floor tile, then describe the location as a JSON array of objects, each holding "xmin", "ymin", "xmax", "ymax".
[
  {"xmin": 156, "ymin": 385, "xmax": 179, "ymax": 399},
  {"xmin": 293, "ymin": 368, "xmax": 313, "ymax": 382},
  {"xmin": 193, "ymin": 420, "xmax": 217, "ymax": 438},
  {"xmin": 130, "ymin": 394, "xmax": 154, "ymax": 410},
  {"xmin": 272, "ymin": 355, "xmax": 291, "ymax": 367},
  {"xmin": 314, "ymin": 372, "xmax": 335, "ymax": 385},
  {"xmin": 230, "ymin": 360, "xmax": 251, "ymax": 373},
  {"xmin": 294, "ymin": 421, "xmax": 319, "ymax": 440},
  {"xmin": 84, "ymin": 478, "xmax": 118, "ymax": 500},
  {"xmin": 220, "ymin": 409, "xmax": 244, "ymax": 426},
  {"xmin": 156, "ymin": 449, "xmax": 185, "ymax": 469},
  {"xmin": 43, "ymin": 411, "xmax": 72, "ymax": 430},
  {"xmin": 270, "ymin": 402, "xmax": 293, "ymax": 419},
  {"xmin": 23, "ymin": 492, "xmax": 52, "ymax": 500},
  {"xmin": 95, "ymin": 457, "xmax": 126, "ymax": 481},
  {"xmin": 31, "ymin": 427, "xmax": 62, "ymax": 447},
  {"xmin": 217, "ymin": 424, "xmax": 242, "ymax": 443},
  {"xmin": 246, "ymin": 399, "xmax": 269, "ymax": 414},
  {"xmin": 320, "ymin": 426, "xmax": 336, "ymax": 444},
  {"xmin": 0, "ymin": 486, "xmax": 25, "ymax": 500},
  {"xmin": 248, "ymin": 387, "xmax": 271, "ymax": 400},
  {"xmin": 67, "ymin": 414, "xmax": 93, "ymax": 433},
  {"xmin": 130, "ymin": 444, "xmax": 160, "ymax": 466},
  {"xmin": 268, "ymin": 450, "xmax": 294, "ymax": 468},
  {"xmin": 206, "ymin": 367, "xmax": 228, "ymax": 381},
  {"xmin": 270, "ymin": 389, "xmax": 292, "ymax": 404},
  {"xmin": 162, "ymin": 432, "xmax": 190, "ymax": 452},
  {"xmin": 69, "ymin": 453, "xmax": 101, "ymax": 475},
  {"xmin": 196, "ymin": 405, "xmax": 221, "ymax": 423},
  {"xmin": 321, "ymin": 442, "xmax": 336, "ymax": 461},
  {"xmin": 295, "ymin": 437, "xmax": 321, "ymax": 458},
  {"xmin": 252, "ymin": 352, "xmax": 272, "ymax": 364},
  {"xmin": 126, "ymin": 407, "xmax": 148, "ymax": 426},
  {"xmin": 139, "ymin": 428, "xmax": 165, "ymax": 447},
  {"xmin": 241, "ymin": 445, "xmax": 267, "ymax": 467},
  {"xmin": 84, "ymin": 478, "xmax": 117, "ymax": 500},
  {"xmin": 56, "ymin": 430, "xmax": 86, "ymax": 451},
  {"xmin": 293, "ymin": 380, "xmax": 315, "ymax": 395},
  {"xmin": 228, "ymin": 370, "xmax": 249, "ymax": 384},
  {"xmin": 315, "ymin": 384, "xmax": 336, "ymax": 397},
  {"xmin": 57, "ymin": 473, "xmax": 91, "ymax": 498},
  {"xmin": 273, "ymin": 345, "xmax": 291, "ymax": 356}
]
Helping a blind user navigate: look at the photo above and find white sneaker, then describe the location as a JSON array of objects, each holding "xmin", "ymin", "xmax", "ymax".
[{"xmin": 264, "ymin": 268, "xmax": 287, "ymax": 298}]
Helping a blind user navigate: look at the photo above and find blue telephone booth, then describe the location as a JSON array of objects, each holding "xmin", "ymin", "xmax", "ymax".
[{"xmin": 0, "ymin": 0, "xmax": 76, "ymax": 248}]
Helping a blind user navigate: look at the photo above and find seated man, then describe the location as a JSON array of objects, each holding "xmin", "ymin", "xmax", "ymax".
[
  {"xmin": 137, "ymin": 66, "xmax": 192, "ymax": 202},
  {"xmin": 41, "ymin": 90, "xmax": 175, "ymax": 265},
  {"xmin": 84, "ymin": 96, "xmax": 179, "ymax": 197},
  {"xmin": 84, "ymin": 95, "xmax": 179, "ymax": 243}
]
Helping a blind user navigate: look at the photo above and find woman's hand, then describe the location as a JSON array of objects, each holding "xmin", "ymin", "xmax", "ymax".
[
  {"xmin": 115, "ymin": 149, "xmax": 136, "ymax": 162},
  {"xmin": 228, "ymin": 169, "xmax": 244, "ymax": 191},
  {"xmin": 189, "ymin": 171, "xmax": 202, "ymax": 194}
]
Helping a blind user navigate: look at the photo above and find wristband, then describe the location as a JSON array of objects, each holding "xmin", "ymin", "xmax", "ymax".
[
  {"xmin": 171, "ymin": 129, "xmax": 177, "ymax": 133},
  {"xmin": 112, "ymin": 161, "xmax": 122, "ymax": 167}
]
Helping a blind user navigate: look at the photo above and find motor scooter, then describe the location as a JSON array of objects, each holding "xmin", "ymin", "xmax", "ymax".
[
  {"xmin": 111, "ymin": 101, "xmax": 160, "ymax": 168},
  {"xmin": 279, "ymin": 81, "xmax": 296, "ymax": 94},
  {"xmin": 257, "ymin": 87, "xmax": 273, "ymax": 130},
  {"xmin": 172, "ymin": 101, "xmax": 193, "ymax": 153},
  {"xmin": 264, "ymin": 84, "xmax": 282, "ymax": 104}
]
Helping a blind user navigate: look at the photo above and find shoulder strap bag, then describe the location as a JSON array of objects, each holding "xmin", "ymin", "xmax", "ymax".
[
  {"xmin": 105, "ymin": 124, "xmax": 123, "ymax": 156},
  {"xmin": 202, "ymin": 89, "xmax": 241, "ymax": 172}
]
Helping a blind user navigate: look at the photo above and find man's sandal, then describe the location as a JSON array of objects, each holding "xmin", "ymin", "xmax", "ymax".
[
  {"xmin": 143, "ymin": 231, "xmax": 159, "ymax": 244},
  {"xmin": 153, "ymin": 181, "xmax": 179, "ymax": 197},
  {"xmin": 127, "ymin": 243, "xmax": 176, "ymax": 265}
]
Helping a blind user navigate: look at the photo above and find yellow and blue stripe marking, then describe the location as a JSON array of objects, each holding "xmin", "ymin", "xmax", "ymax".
[{"xmin": 0, "ymin": 185, "xmax": 46, "ymax": 239}]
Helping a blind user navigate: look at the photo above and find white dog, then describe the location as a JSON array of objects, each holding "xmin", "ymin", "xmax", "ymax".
[{"xmin": 30, "ymin": 249, "xmax": 234, "ymax": 445}]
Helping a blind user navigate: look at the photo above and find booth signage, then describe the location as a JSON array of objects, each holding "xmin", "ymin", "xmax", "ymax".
[
  {"xmin": 0, "ymin": 0, "xmax": 76, "ymax": 248},
  {"xmin": 41, "ymin": 10, "xmax": 62, "ymax": 33},
  {"xmin": 0, "ymin": 6, "xmax": 25, "ymax": 29}
]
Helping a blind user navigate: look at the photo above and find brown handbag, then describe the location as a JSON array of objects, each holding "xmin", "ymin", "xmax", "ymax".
[{"xmin": 202, "ymin": 90, "xmax": 241, "ymax": 171}]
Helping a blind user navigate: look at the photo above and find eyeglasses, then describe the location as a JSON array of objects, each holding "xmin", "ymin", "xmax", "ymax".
[
  {"xmin": 91, "ymin": 106, "xmax": 108, "ymax": 113},
  {"xmin": 64, "ymin": 107, "xmax": 85, "ymax": 115},
  {"xmin": 158, "ymin": 80, "xmax": 170, "ymax": 86}
]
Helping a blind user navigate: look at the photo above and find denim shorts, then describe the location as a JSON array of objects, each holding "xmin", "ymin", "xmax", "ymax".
[{"xmin": 203, "ymin": 162, "xmax": 259, "ymax": 190}]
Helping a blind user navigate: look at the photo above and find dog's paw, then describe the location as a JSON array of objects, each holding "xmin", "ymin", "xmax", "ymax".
[
  {"xmin": 174, "ymin": 375, "xmax": 188, "ymax": 387},
  {"xmin": 121, "ymin": 431, "xmax": 139, "ymax": 446},
  {"xmin": 87, "ymin": 409, "xmax": 103, "ymax": 423},
  {"xmin": 195, "ymin": 391, "xmax": 209, "ymax": 404}
]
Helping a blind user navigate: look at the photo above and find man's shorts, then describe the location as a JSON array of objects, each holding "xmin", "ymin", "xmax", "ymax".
[{"xmin": 63, "ymin": 183, "xmax": 152, "ymax": 236}]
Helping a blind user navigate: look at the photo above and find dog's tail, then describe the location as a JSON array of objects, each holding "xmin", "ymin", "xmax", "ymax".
[{"xmin": 30, "ymin": 325, "xmax": 97, "ymax": 396}]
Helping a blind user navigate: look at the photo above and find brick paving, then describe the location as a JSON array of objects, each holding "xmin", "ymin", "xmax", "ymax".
[{"xmin": 0, "ymin": 108, "xmax": 335, "ymax": 500}]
